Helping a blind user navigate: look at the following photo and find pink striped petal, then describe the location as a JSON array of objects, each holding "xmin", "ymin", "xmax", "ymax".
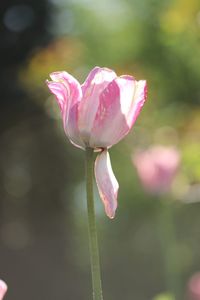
[
  {"xmin": 78, "ymin": 67, "xmax": 117, "ymax": 144},
  {"xmin": 95, "ymin": 150, "xmax": 119, "ymax": 218},
  {"xmin": 0, "ymin": 280, "xmax": 7, "ymax": 300},
  {"xmin": 47, "ymin": 71, "xmax": 85, "ymax": 149},
  {"xmin": 90, "ymin": 76, "xmax": 147, "ymax": 148}
]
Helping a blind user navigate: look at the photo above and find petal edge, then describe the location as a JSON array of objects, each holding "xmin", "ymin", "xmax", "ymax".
[
  {"xmin": 46, "ymin": 71, "xmax": 85, "ymax": 149},
  {"xmin": 94, "ymin": 150, "xmax": 119, "ymax": 218}
]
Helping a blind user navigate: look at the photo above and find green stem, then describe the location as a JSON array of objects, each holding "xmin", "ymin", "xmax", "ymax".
[
  {"xmin": 158, "ymin": 199, "xmax": 181, "ymax": 300},
  {"xmin": 85, "ymin": 148, "xmax": 103, "ymax": 300}
]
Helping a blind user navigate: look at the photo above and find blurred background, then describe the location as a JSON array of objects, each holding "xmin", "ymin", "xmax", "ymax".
[{"xmin": 0, "ymin": 0, "xmax": 200, "ymax": 299}]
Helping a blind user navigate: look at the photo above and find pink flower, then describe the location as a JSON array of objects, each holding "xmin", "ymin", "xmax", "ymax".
[
  {"xmin": 188, "ymin": 272, "xmax": 200, "ymax": 300},
  {"xmin": 0, "ymin": 280, "xmax": 7, "ymax": 300},
  {"xmin": 133, "ymin": 145, "xmax": 180, "ymax": 195},
  {"xmin": 47, "ymin": 66, "xmax": 147, "ymax": 218}
]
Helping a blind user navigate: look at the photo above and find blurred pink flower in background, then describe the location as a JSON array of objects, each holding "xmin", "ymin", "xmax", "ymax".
[
  {"xmin": 47, "ymin": 66, "xmax": 147, "ymax": 218},
  {"xmin": 0, "ymin": 280, "xmax": 7, "ymax": 300},
  {"xmin": 188, "ymin": 272, "xmax": 200, "ymax": 300},
  {"xmin": 132, "ymin": 145, "xmax": 180, "ymax": 194}
]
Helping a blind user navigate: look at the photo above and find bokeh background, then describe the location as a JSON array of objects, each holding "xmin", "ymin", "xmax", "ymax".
[{"xmin": 0, "ymin": 0, "xmax": 200, "ymax": 299}]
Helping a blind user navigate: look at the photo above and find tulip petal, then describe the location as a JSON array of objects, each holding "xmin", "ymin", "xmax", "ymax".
[
  {"xmin": 78, "ymin": 67, "xmax": 117, "ymax": 144},
  {"xmin": 0, "ymin": 280, "xmax": 7, "ymax": 300},
  {"xmin": 95, "ymin": 150, "xmax": 119, "ymax": 218},
  {"xmin": 126, "ymin": 78, "xmax": 147, "ymax": 128},
  {"xmin": 90, "ymin": 76, "xmax": 147, "ymax": 148},
  {"xmin": 46, "ymin": 81, "xmax": 67, "ymax": 113},
  {"xmin": 47, "ymin": 71, "xmax": 85, "ymax": 149}
]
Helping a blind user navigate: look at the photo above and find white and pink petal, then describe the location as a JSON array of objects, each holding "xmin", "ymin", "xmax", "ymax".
[
  {"xmin": 89, "ymin": 76, "xmax": 133, "ymax": 148},
  {"xmin": 95, "ymin": 150, "xmax": 119, "ymax": 218},
  {"xmin": 126, "ymin": 79, "xmax": 147, "ymax": 128},
  {"xmin": 89, "ymin": 76, "xmax": 147, "ymax": 148},
  {"xmin": 47, "ymin": 71, "xmax": 85, "ymax": 149},
  {"xmin": 46, "ymin": 81, "xmax": 67, "ymax": 114},
  {"xmin": 78, "ymin": 67, "xmax": 117, "ymax": 144}
]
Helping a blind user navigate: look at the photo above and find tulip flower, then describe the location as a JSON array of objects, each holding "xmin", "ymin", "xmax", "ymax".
[
  {"xmin": 133, "ymin": 146, "xmax": 181, "ymax": 299},
  {"xmin": 46, "ymin": 66, "xmax": 147, "ymax": 300},
  {"xmin": 188, "ymin": 272, "xmax": 200, "ymax": 300},
  {"xmin": 0, "ymin": 280, "xmax": 7, "ymax": 300},
  {"xmin": 133, "ymin": 146, "xmax": 180, "ymax": 195},
  {"xmin": 47, "ymin": 66, "xmax": 147, "ymax": 217}
]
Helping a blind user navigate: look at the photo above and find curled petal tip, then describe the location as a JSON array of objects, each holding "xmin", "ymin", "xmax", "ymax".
[
  {"xmin": 106, "ymin": 210, "xmax": 115, "ymax": 219},
  {"xmin": 95, "ymin": 150, "xmax": 119, "ymax": 218},
  {"xmin": 46, "ymin": 80, "xmax": 66, "ymax": 112}
]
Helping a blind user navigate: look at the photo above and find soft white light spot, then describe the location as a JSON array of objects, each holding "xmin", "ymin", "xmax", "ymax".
[{"xmin": 3, "ymin": 5, "xmax": 35, "ymax": 32}]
